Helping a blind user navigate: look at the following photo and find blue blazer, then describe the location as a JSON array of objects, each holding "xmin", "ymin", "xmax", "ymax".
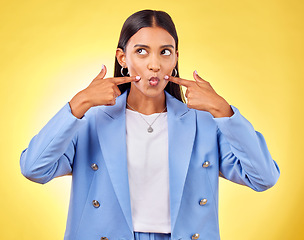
[{"xmin": 20, "ymin": 91, "xmax": 280, "ymax": 240}]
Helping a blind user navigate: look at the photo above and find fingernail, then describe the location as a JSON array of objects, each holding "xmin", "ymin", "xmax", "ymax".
[
  {"xmin": 164, "ymin": 75, "xmax": 169, "ymax": 80},
  {"xmin": 194, "ymin": 70, "xmax": 198, "ymax": 75},
  {"xmin": 101, "ymin": 64, "xmax": 105, "ymax": 70},
  {"xmin": 136, "ymin": 76, "xmax": 141, "ymax": 80}
]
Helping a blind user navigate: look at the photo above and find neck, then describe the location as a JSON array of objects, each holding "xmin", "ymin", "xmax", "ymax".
[{"xmin": 126, "ymin": 88, "xmax": 166, "ymax": 115}]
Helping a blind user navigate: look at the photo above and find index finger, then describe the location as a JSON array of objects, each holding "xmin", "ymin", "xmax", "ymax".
[
  {"xmin": 168, "ymin": 76, "xmax": 194, "ymax": 87},
  {"xmin": 113, "ymin": 76, "xmax": 140, "ymax": 85}
]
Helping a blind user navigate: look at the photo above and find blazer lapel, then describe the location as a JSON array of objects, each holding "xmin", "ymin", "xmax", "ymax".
[
  {"xmin": 95, "ymin": 91, "xmax": 133, "ymax": 233},
  {"xmin": 166, "ymin": 92, "xmax": 196, "ymax": 232}
]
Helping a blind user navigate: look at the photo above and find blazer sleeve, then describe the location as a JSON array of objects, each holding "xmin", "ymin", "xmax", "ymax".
[
  {"xmin": 20, "ymin": 103, "xmax": 86, "ymax": 184},
  {"xmin": 214, "ymin": 106, "xmax": 280, "ymax": 192}
]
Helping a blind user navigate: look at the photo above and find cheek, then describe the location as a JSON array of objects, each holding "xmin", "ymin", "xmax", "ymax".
[
  {"xmin": 167, "ymin": 63, "xmax": 176, "ymax": 71},
  {"xmin": 126, "ymin": 58, "xmax": 144, "ymax": 75},
  {"xmin": 163, "ymin": 62, "xmax": 177, "ymax": 74},
  {"xmin": 163, "ymin": 56, "xmax": 177, "ymax": 68}
]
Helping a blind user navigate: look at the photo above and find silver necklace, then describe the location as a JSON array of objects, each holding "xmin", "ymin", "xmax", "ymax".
[{"xmin": 126, "ymin": 102, "xmax": 167, "ymax": 133}]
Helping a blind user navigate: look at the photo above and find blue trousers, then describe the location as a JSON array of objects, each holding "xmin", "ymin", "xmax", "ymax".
[{"xmin": 134, "ymin": 232, "xmax": 171, "ymax": 240}]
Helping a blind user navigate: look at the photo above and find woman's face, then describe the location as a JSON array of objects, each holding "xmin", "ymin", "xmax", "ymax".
[{"xmin": 117, "ymin": 27, "xmax": 178, "ymax": 98}]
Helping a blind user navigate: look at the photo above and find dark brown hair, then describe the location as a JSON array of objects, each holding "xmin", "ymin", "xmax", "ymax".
[{"xmin": 114, "ymin": 9, "xmax": 185, "ymax": 102}]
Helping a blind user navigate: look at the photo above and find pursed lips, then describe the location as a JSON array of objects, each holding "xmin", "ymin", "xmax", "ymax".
[{"xmin": 148, "ymin": 77, "xmax": 160, "ymax": 86}]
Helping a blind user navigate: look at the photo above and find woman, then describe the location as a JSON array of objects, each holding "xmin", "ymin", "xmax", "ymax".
[{"xmin": 20, "ymin": 10, "xmax": 280, "ymax": 240}]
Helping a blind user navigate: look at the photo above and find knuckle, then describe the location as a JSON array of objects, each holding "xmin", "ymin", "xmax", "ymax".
[
  {"xmin": 106, "ymin": 79, "xmax": 114, "ymax": 86},
  {"xmin": 188, "ymin": 82, "xmax": 195, "ymax": 88},
  {"xmin": 108, "ymin": 88, "xmax": 115, "ymax": 95},
  {"xmin": 106, "ymin": 94, "xmax": 114, "ymax": 101}
]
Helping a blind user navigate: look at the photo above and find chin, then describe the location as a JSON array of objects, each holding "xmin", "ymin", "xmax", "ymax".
[
  {"xmin": 147, "ymin": 84, "xmax": 168, "ymax": 95},
  {"xmin": 143, "ymin": 89, "xmax": 165, "ymax": 98}
]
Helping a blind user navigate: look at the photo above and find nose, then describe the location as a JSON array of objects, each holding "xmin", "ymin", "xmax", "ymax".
[{"xmin": 148, "ymin": 54, "xmax": 160, "ymax": 72}]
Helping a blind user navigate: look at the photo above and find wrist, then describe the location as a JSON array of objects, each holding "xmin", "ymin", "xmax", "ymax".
[
  {"xmin": 209, "ymin": 97, "xmax": 234, "ymax": 118},
  {"xmin": 69, "ymin": 90, "xmax": 92, "ymax": 119}
]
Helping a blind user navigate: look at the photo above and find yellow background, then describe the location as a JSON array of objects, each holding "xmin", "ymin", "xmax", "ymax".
[{"xmin": 0, "ymin": 0, "xmax": 303, "ymax": 239}]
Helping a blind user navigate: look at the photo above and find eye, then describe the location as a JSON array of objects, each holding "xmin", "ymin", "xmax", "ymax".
[
  {"xmin": 161, "ymin": 49, "xmax": 171, "ymax": 56},
  {"xmin": 136, "ymin": 48, "xmax": 147, "ymax": 55}
]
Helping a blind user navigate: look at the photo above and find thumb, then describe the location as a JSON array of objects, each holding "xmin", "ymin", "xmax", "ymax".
[
  {"xmin": 193, "ymin": 70, "xmax": 206, "ymax": 83},
  {"xmin": 96, "ymin": 64, "xmax": 107, "ymax": 79}
]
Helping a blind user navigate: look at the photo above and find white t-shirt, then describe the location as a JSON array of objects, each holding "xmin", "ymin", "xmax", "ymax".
[{"xmin": 126, "ymin": 108, "xmax": 171, "ymax": 233}]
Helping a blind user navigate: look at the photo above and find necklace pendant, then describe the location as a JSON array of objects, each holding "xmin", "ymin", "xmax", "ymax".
[{"xmin": 147, "ymin": 126, "xmax": 153, "ymax": 133}]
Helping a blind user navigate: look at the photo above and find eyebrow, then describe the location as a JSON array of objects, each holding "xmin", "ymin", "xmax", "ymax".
[{"xmin": 133, "ymin": 44, "xmax": 175, "ymax": 49}]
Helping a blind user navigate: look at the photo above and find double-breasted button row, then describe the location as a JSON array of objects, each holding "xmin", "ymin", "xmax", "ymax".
[
  {"xmin": 193, "ymin": 161, "xmax": 208, "ymax": 239},
  {"xmin": 201, "ymin": 160, "xmax": 209, "ymax": 207},
  {"xmin": 91, "ymin": 163, "xmax": 100, "ymax": 212},
  {"xmin": 91, "ymin": 163, "xmax": 100, "ymax": 208},
  {"xmin": 91, "ymin": 163, "xmax": 99, "ymax": 171},
  {"xmin": 201, "ymin": 161, "xmax": 209, "ymax": 207},
  {"xmin": 202, "ymin": 161, "xmax": 210, "ymax": 168},
  {"xmin": 192, "ymin": 233, "xmax": 200, "ymax": 239}
]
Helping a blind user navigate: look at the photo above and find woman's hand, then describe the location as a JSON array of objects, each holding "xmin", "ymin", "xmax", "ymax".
[
  {"xmin": 69, "ymin": 65, "xmax": 139, "ymax": 119},
  {"xmin": 167, "ymin": 71, "xmax": 234, "ymax": 118}
]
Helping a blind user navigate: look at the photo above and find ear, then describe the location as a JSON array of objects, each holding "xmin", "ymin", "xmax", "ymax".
[
  {"xmin": 116, "ymin": 48, "xmax": 127, "ymax": 67},
  {"xmin": 175, "ymin": 50, "xmax": 179, "ymax": 65}
]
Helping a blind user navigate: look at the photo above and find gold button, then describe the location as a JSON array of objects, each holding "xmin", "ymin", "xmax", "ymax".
[
  {"xmin": 202, "ymin": 161, "xmax": 210, "ymax": 168},
  {"xmin": 92, "ymin": 200, "xmax": 100, "ymax": 208},
  {"xmin": 199, "ymin": 198, "xmax": 207, "ymax": 206},
  {"xmin": 101, "ymin": 237, "xmax": 108, "ymax": 240},
  {"xmin": 91, "ymin": 163, "xmax": 98, "ymax": 171},
  {"xmin": 192, "ymin": 233, "xmax": 200, "ymax": 239}
]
